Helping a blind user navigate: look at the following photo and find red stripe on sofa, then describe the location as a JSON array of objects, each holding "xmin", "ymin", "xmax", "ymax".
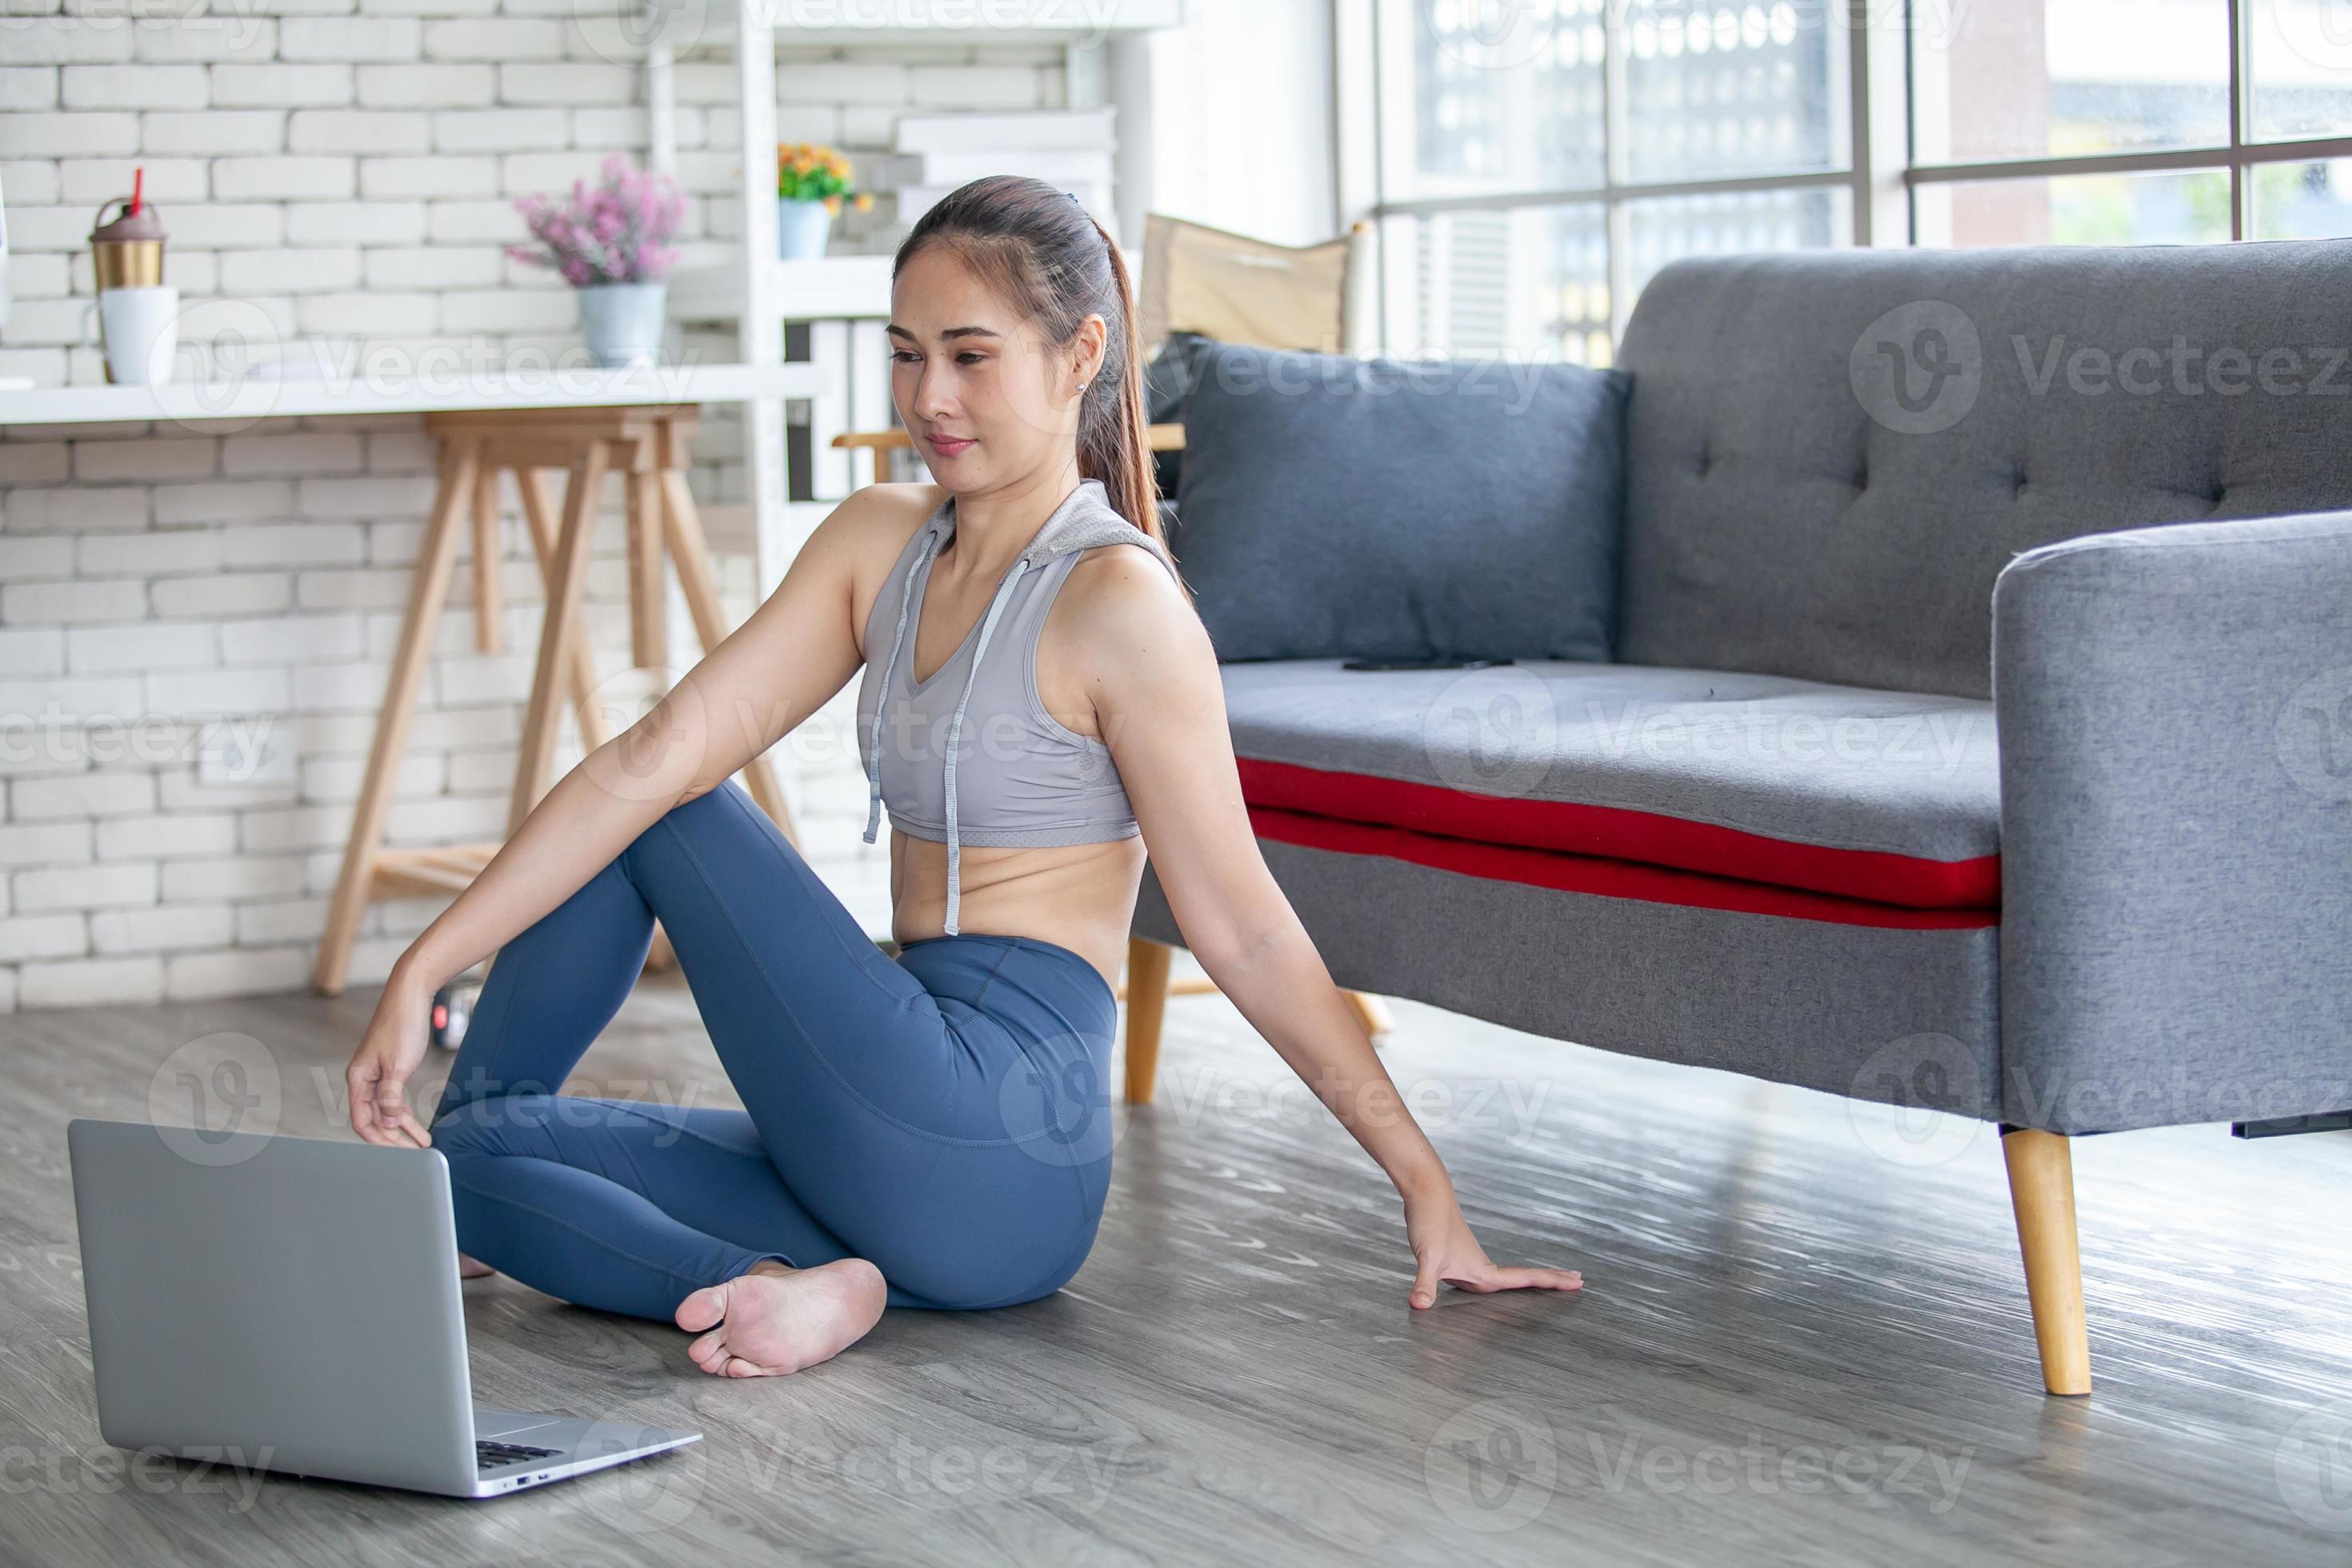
[
  {"xmin": 1246, "ymin": 806, "xmax": 2001, "ymax": 930},
  {"xmin": 1235, "ymin": 756, "xmax": 2000, "ymax": 913}
]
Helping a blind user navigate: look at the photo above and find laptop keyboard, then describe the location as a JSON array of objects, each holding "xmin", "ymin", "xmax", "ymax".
[{"xmin": 478, "ymin": 1439, "xmax": 563, "ymax": 1472}]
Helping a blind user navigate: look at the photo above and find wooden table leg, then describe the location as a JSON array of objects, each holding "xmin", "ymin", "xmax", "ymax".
[
  {"xmin": 518, "ymin": 463, "xmax": 674, "ymax": 974},
  {"xmin": 357, "ymin": 406, "xmax": 787, "ymax": 996},
  {"xmin": 515, "ymin": 466, "xmax": 612, "ymax": 753},
  {"xmin": 471, "ymin": 462, "xmax": 503, "ymax": 654},
  {"xmin": 656, "ymin": 462, "xmax": 798, "ymax": 848},
  {"xmin": 626, "ymin": 468, "xmax": 666, "ymax": 670},
  {"xmin": 313, "ymin": 439, "xmax": 482, "ymax": 995},
  {"xmin": 510, "ymin": 440, "xmax": 609, "ymax": 834}
]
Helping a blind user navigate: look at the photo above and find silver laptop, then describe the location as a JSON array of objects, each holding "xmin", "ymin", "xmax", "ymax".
[{"xmin": 66, "ymin": 1118, "xmax": 701, "ymax": 1499}]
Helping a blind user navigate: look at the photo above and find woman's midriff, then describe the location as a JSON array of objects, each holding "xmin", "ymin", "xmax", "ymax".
[{"xmin": 886, "ymin": 830, "xmax": 1146, "ymax": 997}]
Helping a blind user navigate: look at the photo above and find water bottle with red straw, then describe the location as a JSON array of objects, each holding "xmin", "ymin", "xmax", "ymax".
[{"xmin": 85, "ymin": 168, "xmax": 176, "ymax": 385}]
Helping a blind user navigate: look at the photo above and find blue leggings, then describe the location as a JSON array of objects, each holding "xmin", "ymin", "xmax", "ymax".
[{"xmin": 427, "ymin": 779, "xmax": 1122, "ymax": 1317}]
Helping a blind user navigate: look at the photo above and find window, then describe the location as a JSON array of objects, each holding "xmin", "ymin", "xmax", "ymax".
[
  {"xmin": 1909, "ymin": 0, "xmax": 2352, "ymax": 244},
  {"xmin": 1364, "ymin": 1, "xmax": 1856, "ymax": 362},
  {"xmin": 1343, "ymin": 2, "xmax": 2352, "ymax": 358}
]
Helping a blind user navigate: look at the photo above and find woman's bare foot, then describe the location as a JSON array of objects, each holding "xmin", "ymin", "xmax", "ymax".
[
  {"xmin": 458, "ymin": 1251, "xmax": 496, "ymax": 1279},
  {"xmin": 673, "ymin": 1258, "xmax": 886, "ymax": 1378}
]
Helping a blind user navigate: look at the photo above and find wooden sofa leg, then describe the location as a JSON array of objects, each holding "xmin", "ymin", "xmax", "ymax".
[
  {"xmin": 1341, "ymin": 990, "xmax": 1394, "ymax": 1041},
  {"xmin": 2001, "ymin": 1127, "xmax": 2091, "ymax": 1396},
  {"xmin": 1122, "ymin": 938, "xmax": 1174, "ymax": 1105}
]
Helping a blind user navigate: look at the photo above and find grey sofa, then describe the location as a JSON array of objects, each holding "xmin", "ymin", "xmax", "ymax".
[{"xmin": 1120, "ymin": 239, "xmax": 2352, "ymax": 1397}]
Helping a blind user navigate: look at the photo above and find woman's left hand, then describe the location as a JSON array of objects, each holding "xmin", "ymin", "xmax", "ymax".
[{"xmin": 1403, "ymin": 1189, "xmax": 1583, "ymax": 1309}]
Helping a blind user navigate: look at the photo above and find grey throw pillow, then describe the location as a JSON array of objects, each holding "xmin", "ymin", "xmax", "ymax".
[
  {"xmin": 1145, "ymin": 330, "xmax": 1215, "ymax": 501},
  {"xmin": 1170, "ymin": 342, "xmax": 1630, "ymax": 662}
]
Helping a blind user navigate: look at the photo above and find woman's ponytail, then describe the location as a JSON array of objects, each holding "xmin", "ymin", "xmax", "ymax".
[{"xmin": 1075, "ymin": 211, "xmax": 1162, "ymax": 550}]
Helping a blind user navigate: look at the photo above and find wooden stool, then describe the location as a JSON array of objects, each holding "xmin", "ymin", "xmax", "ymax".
[{"xmin": 310, "ymin": 405, "xmax": 796, "ymax": 996}]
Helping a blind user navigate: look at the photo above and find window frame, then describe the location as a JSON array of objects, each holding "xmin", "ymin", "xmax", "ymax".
[
  {"xmin": 1336, "ymin": 2, "xmax": 1893, "ymax": 347},
  {"xmin": 1902, "ymin": 0, "xmax": 2352, "ymax": 242},
  {"xmin": 1333, "ymin": 1, "xmax": 2352, "ymax": 354}
]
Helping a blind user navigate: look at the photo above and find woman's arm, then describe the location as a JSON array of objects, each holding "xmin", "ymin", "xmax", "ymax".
[
  {"xmin": 343, "ymin": 485, "xmax": 898, "ymax": 1146},
  {"xmin": 1075, "ymin": 551, "xmax": 1582, "ymax": 1309}
]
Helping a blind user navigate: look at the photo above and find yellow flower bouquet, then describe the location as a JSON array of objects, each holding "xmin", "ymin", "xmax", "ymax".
[{"xmin": 776, "ymin": 142, "xmax": 877, "ymax": 215}]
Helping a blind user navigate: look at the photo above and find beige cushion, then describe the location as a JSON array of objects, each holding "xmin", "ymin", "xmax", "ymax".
[{"xmin": 1138, "ymin": 211, "xmax": 1354, "ymax": 354}]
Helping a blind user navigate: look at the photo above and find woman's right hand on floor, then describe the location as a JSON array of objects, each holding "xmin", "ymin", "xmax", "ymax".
[{"xmin": 347, "ymin": 959, "xmax": 438, "ymax": 1149}]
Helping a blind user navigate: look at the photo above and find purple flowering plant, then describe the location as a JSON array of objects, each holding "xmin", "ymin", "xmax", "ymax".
[{"xmin": 507, "ymin": 154, "xmax": 686, "ymax": 287}]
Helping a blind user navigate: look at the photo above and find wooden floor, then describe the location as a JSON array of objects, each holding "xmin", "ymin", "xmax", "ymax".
[{"xmin": 6, "ymin": 960, "xmax": 2352, "ymax": 1566}]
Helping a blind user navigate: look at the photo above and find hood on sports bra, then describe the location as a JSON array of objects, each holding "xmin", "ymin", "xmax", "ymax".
[{"xmin": 858, "ymin": 478, "xmax": 1178, "ymax": 934}]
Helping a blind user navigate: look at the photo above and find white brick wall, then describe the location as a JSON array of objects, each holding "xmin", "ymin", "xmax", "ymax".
[{"xmin": 0, "ymin": 16, "xmax": 1070, "ymax": 1010}]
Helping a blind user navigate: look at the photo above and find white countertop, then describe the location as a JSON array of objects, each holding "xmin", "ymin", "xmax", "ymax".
[{"xmin": 0, "ymin": 362, "xmax": 820, "ymax": 429}]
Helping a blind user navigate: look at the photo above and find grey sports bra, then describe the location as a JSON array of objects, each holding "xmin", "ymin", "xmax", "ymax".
[{"xmin": 854, "ymin": 478, "xmax": 1182, "ymax": 934}]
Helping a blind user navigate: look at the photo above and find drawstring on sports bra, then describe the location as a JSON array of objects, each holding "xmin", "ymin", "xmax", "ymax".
[{"xmin": 859, "ymin": 522, "xmax": 1037, "ymax": 936}]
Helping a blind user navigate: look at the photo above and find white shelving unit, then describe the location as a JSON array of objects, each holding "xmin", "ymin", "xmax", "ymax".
[{"xmin": 646, "ymin": 0, "xmax": 1185, "ymax": 597}]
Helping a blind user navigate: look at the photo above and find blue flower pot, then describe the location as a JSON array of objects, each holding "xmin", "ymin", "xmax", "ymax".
[{"xmin": 778, "ymin": 198, "xmax": 834, "ymax": 261}]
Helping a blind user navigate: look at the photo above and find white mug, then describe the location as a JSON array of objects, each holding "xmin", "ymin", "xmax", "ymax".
[{"xmin": 82, "ymin": 285, "xmax": 179, "ymax": 386}]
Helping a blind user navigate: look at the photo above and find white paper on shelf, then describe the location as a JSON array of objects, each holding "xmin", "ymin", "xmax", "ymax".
[
  {"xmin": 910, "ymin": 150, "xmax": 1117, "ymax": 187},
  {"xmin": 892, "ymin": 106, "xmax": 1118, "ymax": 155}
]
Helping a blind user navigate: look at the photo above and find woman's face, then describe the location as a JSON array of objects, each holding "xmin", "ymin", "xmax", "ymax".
[{"xmin": 888, "ymin": 245, "xmax": 1102, "ymax": 490}]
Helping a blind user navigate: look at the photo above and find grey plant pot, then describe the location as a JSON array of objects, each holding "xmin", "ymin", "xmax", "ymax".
[{"xmin": 578, "ymin": 281, "xmax": 666, "ymax": 368}]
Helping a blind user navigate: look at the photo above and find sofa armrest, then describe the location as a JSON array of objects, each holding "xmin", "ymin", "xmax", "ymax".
[{"xmin": 1994, "ymin": 510, "xmax": 2352, "ymax": 1134}]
